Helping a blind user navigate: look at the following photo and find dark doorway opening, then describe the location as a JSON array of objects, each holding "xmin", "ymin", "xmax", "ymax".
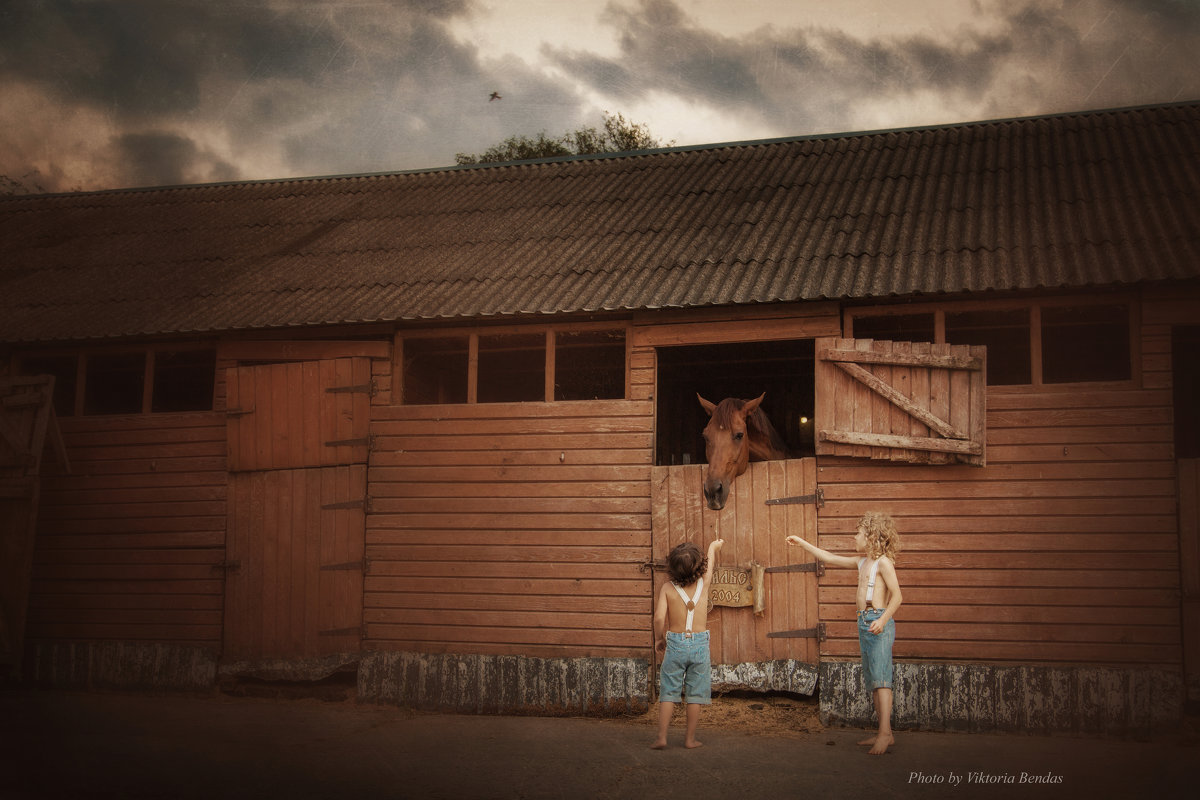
[{"xmin": 654, "ymin": 339, "xmax": 815, "ymax": 467}]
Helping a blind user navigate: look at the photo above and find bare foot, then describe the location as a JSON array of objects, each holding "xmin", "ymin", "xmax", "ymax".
[
  {"xmin": 684, "ymin": 740, "xmax": 704, "ymax": 749},
  {"xmin": 867, "ymin": 734, "xmax": 894, "ymax": 755},
  {"xmin": 650, "ymin": 740, "xmax": 667, "ymax": 750},
  {"xmin": 857, "ymin": 735, "xmax": 877, "ymax": 746}
]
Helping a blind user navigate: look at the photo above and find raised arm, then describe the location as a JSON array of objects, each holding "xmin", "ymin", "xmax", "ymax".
[
  {"xmin": 785, "ymin": 534, "xmax": 859, "ymax": 568},
  {"xmin": 702, "ymin": 538, "xmax": 725, "ymax": 586}
]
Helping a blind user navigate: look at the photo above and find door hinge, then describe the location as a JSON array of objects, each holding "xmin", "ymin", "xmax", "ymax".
[
  {"xmin": 321, "ymin": 498, "xmax": 367, "ymax": 511},
  {"xmin": 639, "ymin": 560, "xmax": 668, "ymax": 573},
  {"xmin": 326, "ymin": 380, "xmax": 376, "ymax": 396},
  {"xmin": 324, "ymin": 435, "xmax": 372, "ymax": 449},
  {"xmin": 764, "ymin": 487, "xmax": 824, "ymax": 507},
  {"xmin": 213, "ymin": 560, "xmax": 241, "ymax": 574},
  {"xmin": 319, "ymin": 560, "xmax": 364, "ymax": 572},
  {"xmin": 767, "ymin": 623, "xmax": 826, "ymax": 641},
  {"xmin": 318, "ymin": 626, "xmax": 365, "ymax": 637}
]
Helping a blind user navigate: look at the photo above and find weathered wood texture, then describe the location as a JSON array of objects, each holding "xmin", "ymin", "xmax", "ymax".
[
  {"xmin": 816, "ymin": 376, "xmax": 1180, "ymax": 667},
  {"xmin": 26, "ymin": 412, "xmax": 228, "ymax": 646},
  {"xmin": 650, "ymin": 460, "xmax": 820, "ymax": 667},
  {"xmin": 816, "ymin": 338, "xmax": 986, "ymax": 465},
  {"xmin": 1, "ymin": 376, "xmax": 60, "ymax": 672},
  {"xmin": 358, "ymin": 650, "xmax": 649, "ymax": 716},
  {"xmin": 820, "ymin": 660, "xmax": 1181, "ymax": 735},
  {"xmin": 364, "ymin": 399, "xmax": 655, "ymax": 658}
]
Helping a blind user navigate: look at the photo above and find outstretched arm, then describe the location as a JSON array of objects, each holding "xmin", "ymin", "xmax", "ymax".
[
  {"xmin": 785, "ymin": 535, "xmax": 859, "ymax": 568},
  {"xmin": 703, "ymin": 538, "xmax": 724, "ymax": 586}
]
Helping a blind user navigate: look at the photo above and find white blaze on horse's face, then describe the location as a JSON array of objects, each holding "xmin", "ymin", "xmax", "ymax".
[{"xmin": 697, "ymin": 393, "xmax": 765, "ymax": 511}]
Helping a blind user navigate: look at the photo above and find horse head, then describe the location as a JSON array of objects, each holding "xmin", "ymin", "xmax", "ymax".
[{"xmin": 697, "ymin": 392, "xmax": 787, "ymax": 511}]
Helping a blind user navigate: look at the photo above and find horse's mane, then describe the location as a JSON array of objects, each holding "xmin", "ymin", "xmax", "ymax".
[{"xmin": 714, "ymin": 397, "xmax": 791, "ymax": 457}]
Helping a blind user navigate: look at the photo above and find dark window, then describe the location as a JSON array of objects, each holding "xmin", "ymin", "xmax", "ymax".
[
  {"xmin": 17, "ymin": 355, "xmax": 78, "ymax": 417},
  {"xmin": 152, "ymin": 349, "xmax": 215, "ymax": 412},
  {"xmin": 403, "ymin": 336, "xmax": 469, "ymax": 404},
  {"xmin": 555, "ymin": 330, "xmax": 625, "ymax": 400},
  {"xmin": 1174, "ymin": 327, "xmax": 1200, "ymax": 459},
  {"xmin": 945, "ymin": 308, "xmax": 1031, "ymax": 385},
  {"xmin": 478, "ymin": 333, "xmax": 544, "ymax": 403},
  {"xmin": 84, "ymin": 352, "xmax": 145, "ymax": 415},
  {"xmin": 852, "ymin": 313, "xmax": 936, "ymax": 343},
  {"xmin": 1041, "ymin": 304, "xmax": 1131, "ymax": 384}
]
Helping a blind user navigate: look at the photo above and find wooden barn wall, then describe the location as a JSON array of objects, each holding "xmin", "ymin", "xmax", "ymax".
[
  {"xmin": 25, "ymin": 412, "xmax": 228, "ymax": 649},
  {"xmin": 363, "ymin": 398, "xmax": 655, "ymax": 659},
  {"xmin": 815, "ymin": 288, "xmax": 1188, "ymax": 670}
]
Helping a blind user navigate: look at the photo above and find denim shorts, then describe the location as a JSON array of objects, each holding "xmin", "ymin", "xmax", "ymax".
[
  {"xmin": 658, "ymin": 631, "xmax": 712, "ymax": 704},
  {"xmin": 857, "ymin": 608, "xmax": 895, "ymax": 693}
]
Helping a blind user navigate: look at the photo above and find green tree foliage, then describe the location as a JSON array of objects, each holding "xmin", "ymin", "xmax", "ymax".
[{"xmin": 456, "ymin": 112, "xmax": 671, "ymax": 166}]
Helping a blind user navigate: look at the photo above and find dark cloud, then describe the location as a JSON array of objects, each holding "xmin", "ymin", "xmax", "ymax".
[
  {"xmin": 1, "ymin": 0, "xmax": 1196, "ymax": 194},
  {"xmin": 549, "ymin": 0, "xmax": 1197, "ymax": 137},
  {"xmin": 111, "ymin": 131, "xmax": 238, "ymax": 187}
]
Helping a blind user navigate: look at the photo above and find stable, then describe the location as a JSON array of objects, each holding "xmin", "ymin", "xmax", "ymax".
[{"xmin": 2, "ymin": 101, "xmax": 1199, "ymax": 735}]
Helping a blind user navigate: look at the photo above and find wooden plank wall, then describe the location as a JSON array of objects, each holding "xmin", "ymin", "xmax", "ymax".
[
  {"xmin": 26, "ymin": 412, "xmax": 227, "ymax": 647},
  {"xmin": 363, "ymin": 399, "xmax": 655, "ymax": 658},
  {"xmin": 815, "ymin": 292, "xmax": 1184, "ymax": 668}
]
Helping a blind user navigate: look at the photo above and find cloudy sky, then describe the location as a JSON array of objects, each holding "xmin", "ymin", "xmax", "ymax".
[{"xmin": 2, "ymin": 0, "xmax": 1197, "ymax": 194}]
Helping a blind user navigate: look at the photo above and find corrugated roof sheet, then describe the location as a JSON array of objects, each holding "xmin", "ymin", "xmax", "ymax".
[{"xmin": 2, "ymin": 102, "xmax": 1198, "ymax": 344}]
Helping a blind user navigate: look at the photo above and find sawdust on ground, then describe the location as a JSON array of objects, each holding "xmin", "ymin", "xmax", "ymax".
[{"xmin": 627, "ymin": 693, "xmax": 825, "ymax": 738}]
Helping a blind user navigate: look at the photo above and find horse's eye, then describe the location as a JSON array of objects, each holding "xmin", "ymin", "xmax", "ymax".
[{"xmin": 734, "ymin": 432, "xmax": 744, "ymax": 441}]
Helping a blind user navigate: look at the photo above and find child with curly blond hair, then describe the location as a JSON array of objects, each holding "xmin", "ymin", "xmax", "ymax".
[{"xmin": 787, "ymin": 511, "xmax": 902, "ymax": 754}]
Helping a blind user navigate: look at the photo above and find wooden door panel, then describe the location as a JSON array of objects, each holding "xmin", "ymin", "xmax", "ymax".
[
  {"xmin": 226, "ymin": 357, "xmax": 370, "ymax": 472},
  {"xmin": 223, "ymin": 464, "xmax": 366, "ymax": 661},
  {"xmin": 650, "ymin": 458, "xmax": 820, "ymax": 666}
]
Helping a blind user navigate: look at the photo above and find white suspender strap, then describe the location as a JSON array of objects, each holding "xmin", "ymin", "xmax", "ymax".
[
  {"xmin": 672, "ymin": 579, "xmax": 704, "ymax": 633},
  {"xmin": 866, "ymin": 559, "xmax": 880, "ymax": 608}
]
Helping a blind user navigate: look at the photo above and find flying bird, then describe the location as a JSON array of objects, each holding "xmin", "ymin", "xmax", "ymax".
[{"xmin": 489, "ymin": 92, "xmax": 502, "ymax": 101}]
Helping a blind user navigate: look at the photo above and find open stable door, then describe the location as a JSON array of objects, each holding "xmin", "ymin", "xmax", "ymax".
[{"xmin": 815, "ymin": 337, "xmax": 986, "ymax": 465}]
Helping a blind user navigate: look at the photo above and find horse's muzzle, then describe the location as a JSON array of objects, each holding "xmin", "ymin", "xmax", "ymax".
[{"xmin": 703, "ymin": 478, "xmax": 728, "ymax": 511}]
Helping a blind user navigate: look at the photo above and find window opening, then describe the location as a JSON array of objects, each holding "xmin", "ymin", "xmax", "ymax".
[
  {"xmin": 554, "ymin": 329, "xmax": 625, "ymax": 400},
  {"xmin": 403, "ymin": 336, "xmax": 469, "ymax": 404},
  {"xmin": 17, "ymin": 354, "xmax": 78, "ymax": 417},
  {"xmin": 945, "ymin": 308, "xmax": 1031, "ymax": 385},
  {"xmin": 852, "ymin": 313, "xmax": 935, "ymax": 343},
  {"xmin": 1042, "ymin": 304, "xmax": 1130, "ymax": 384},
  {"xmin": 151, "ymin": 349, "xmax": 216, "ymax": 412},
  {"xmin": 1173, "ymin": 326, "xmax": 1200, "ymax": 459},
  {"xmin": 84, "ymin": 352, "xmax": 145, "ymax": 415},
  {"xmin": 478, "ymin": 332, "xmax": 544, "ymax": 403},
  {"xmin": 655, "ymin": 339, "xmax": 814, "ymax": 466}
]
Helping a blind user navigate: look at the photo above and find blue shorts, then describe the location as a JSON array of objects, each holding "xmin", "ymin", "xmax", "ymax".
[
  {"xmin": 857, "ymin": 608, "xmax": 895, "ymax": 693},
  {"xmin": 658, "ymin": 631, "xmax": 712, "ymax": 705}
]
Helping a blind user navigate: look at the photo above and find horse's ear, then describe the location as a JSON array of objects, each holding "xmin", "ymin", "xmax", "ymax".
[
  {"xmin": 697, "ymin": 393, "xmax": 716, "ymax": 416},
  {"xmin": 743, "ymin": 393, "xmax": 766, "ymax": 414}
]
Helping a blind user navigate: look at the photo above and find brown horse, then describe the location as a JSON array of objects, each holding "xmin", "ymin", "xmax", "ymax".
[{"xmin": 697, "ymin": 393, "xmax": 791, "ymax": 510}]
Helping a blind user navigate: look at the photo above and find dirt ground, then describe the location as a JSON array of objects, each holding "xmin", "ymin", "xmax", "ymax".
[{"xmin": 4, "ymin": 685, "xmax": 1199, "ymax": 799}]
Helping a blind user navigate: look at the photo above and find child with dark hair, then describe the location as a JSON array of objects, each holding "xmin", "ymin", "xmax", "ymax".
[{"xmin": 650, "ymin": 537, "xmax": 724, "ymax": 750}]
